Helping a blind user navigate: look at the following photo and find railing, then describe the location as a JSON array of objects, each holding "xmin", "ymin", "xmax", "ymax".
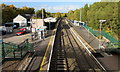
[
  {"xmin": 82, "ymin": 25, "xmax": 119, "ymax": 49},
  {"xmin": 68, "ymin": 19, "xmax": 119, "ymax": 53},
  {"xmin": 2, "ymin": 39, "xmax": 34, "ymax": 60}
]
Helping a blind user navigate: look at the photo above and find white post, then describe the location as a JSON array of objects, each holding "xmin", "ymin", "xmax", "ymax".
[
  {"xmin": 99, "ymin": 20, "xmax": 106, "ymax": 50},
  {"xmin": 99, "ymin": 22, "xmax": 102, "ymax": 50},
  {"xmin": 42, "ymin": 8, "xmax": 44, "ymax": 19},
  {"xmin": 42, "ymin": 8, "xmax": 44, "ymax": 26}
]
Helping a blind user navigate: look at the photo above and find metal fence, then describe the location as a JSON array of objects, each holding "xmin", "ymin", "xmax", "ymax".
[
  {"xmin": 68, "ymin": 19, "xmax": 119, "ymax": 54},
  {"xmin": 2, "ymin": 39, "xmax": 34, "ymax": 59},
  {"xmin": 83, "ymin": 25, "xmax": 119, "ymax": 48}
]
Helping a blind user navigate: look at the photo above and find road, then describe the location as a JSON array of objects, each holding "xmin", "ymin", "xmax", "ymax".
[{"xmin": 3, "ymin": 33, "xmax": 32, "ymax": 44}]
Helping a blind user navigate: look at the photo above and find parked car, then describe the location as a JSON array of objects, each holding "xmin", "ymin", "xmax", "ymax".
[
  {"xmin": 0, "ymin": 26, "xmax": 6, "ymax": 35},
  {"xmin": 16, "ymin": 28, "xmax": 27, "ymax": 35}
]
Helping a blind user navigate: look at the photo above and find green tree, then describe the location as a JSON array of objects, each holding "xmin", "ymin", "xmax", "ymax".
[
  {"xmin": 36, "ymin": 8, "xmax": 46, "ymax": 18},
  {"xmin": 1, "ymin": 4, "xmax": 35, "ymax": 24},
  {"xmin": 82, "ymin": 4, "xmax": 88, "ymax": 22},
  {"xmin": 2, "ymin": 6, "xmax": 17, "ymax": 23},
  {"xmin": 55, "ymin": 12, "xmax": 61, "ymax": 18},
  {"xmin": 66, "ymin": 2, "xmax": 119, "ymax": 39},
  {"xmin": 61, "ymin": 13, "xmax": 67, "ymax": 17},
  {"xmin": 67, "ymin": 10, "xmax": 74, "ymax": 20}
]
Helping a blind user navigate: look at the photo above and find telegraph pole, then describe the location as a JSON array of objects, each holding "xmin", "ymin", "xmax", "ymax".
[{"xmin": 42, "ymin": 8, "xmax": 44, "ymax": 25}]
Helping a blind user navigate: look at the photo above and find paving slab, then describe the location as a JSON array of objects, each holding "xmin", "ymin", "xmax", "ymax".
[{"xmin": 98, "ymin": 54, "xmax": 120, "ymax": 71}]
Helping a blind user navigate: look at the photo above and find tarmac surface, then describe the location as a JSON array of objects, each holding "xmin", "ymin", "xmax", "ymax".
[
  {"xmin": 26, "ymin": 37, "xmax": 51, "ymax": 71},
  {"xmin": 3, "ymin": 33, "xmax": 32, "ymax": 44}
]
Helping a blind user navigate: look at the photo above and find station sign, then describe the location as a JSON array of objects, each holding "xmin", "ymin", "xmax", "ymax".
[{"xmin": 37, "ymin": 29, "xmax": 44, "ymax": 31}]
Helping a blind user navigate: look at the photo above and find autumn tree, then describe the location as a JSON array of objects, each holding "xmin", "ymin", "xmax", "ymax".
[
  {"xmin": 1, "ymin": 4, "xmax": 35, "ymax": 24},
  {"xmin": 55, "ymin": 12, "xmax": 61, "ymax": 18},
  {"xmin": 36, "ymin": 8, "xmax": 46, "ymax": 19}
]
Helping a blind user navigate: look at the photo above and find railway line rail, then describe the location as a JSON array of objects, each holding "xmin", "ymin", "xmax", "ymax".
[{"xmin": 49, "ymin": 18, "xmax": 106, "ymax": 72}]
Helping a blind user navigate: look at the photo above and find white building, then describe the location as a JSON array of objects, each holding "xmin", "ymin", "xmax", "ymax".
[
  {"xmin": 74, "ymin": 20, "xmax": 79, "ymax": 26},
  {"xmin": 13, "ymin": 14, "xmax": 32, "ymax": 27},
  {"xmin": 30, "ymin": 19, "xmax": 47, "ymax": 40}
]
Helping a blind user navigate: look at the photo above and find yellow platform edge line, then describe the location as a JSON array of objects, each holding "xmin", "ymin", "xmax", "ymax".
[{"xmin": 39, "ymin": 35, "xmax": 53, "ymax": 71}]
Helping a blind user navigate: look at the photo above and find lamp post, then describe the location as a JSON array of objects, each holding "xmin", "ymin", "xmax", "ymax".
[
  {"xmin": 42, "ymin": 8, "xmax": 44, "ymax": 25},
  {"xmin": 99, "ymin": 20, "xmax": 106, "ymax": 50},
  {"xmin": 49, "ymin": 21, "xmax": 51, "ymax": 30}
]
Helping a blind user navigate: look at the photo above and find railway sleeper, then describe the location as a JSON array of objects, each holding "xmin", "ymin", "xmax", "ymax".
[{"xmin": 57, "ymin": 64, "xmax": 67, "ymax": 70}]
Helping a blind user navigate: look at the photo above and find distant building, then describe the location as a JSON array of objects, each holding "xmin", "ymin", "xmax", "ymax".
[
  {"xmin": 30, "ymin": 19, "xmax": 47, "ymax": 32},
  {"xmin": 13, "ymin": 14, "xmax": 32, "ymax": 27},
  {"xmin": 74, "ymin": 20, "xmax": 79, "ymax": 26},
  {"xmin": 31, "ymin": 19, "xmax": 44, "ymax": 29},
  {"xmin": 30, "ymin": 19, "xmax": 47, "ymax": 40},
  {"xmin": 44, "ymin": 17, "xmax": 57, "ymax": 22}
]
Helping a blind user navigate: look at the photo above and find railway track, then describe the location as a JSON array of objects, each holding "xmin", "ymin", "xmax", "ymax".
[
  {"xmin": 49, "ymin": 19, "xmax": 106, "ymax": 72},
  {"xmin": 49, "ymin": 19, "xmax": 68, "ymax": 71}
]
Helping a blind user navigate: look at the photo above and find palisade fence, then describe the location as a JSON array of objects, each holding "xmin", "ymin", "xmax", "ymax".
[
  {"xmin": 83, "ymin": 25, "xmax": 119, "ymax": 49},
  {"xmin": 1, "ymin": 39, "xmax": 34, "ymax": 61}
]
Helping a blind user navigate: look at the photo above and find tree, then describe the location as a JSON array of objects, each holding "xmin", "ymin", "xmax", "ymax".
[
  {"xmin": 66, "ymin": 2, "xmax": 119, "ymax": 39},
  {"xmin": 36, "ymin": 8, "xmax": 46, "ymax": 18},
  {"xmin": 0, "ymin": 3, "xmax": 6, "ymax": 9},
  {"xmin": 82, "ymin": 4, "xmax": 88, "ymax": 22},
  {"xmin": 55, "ymin": 12, "xmax": 61, "ymax": 18},
  {"xmin": 67, "ymin": 10, "xmax": 74, "ymax": 20},
  {"xmin": 74, "ymin": 9, "xmax": 80, "ymax": 21},
  {"xmin": 2, "ymin": 4, "xmax": 35, "ymax": 24},
  {"xmin": 46, "ymin": 12, "xmax": 53, "ymax": 17},
  {"xmin": 2, "ymin": 6, "xmax": 17, "ymax": 23},
  {"xmin": 61, "ymin": 13, "xmax": 67, "ymax": 17}
]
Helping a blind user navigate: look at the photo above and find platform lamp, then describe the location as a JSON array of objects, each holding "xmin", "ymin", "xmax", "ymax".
[{"xmin": 99, "ymin": 20, "xmax": 106, "ymax": 50}]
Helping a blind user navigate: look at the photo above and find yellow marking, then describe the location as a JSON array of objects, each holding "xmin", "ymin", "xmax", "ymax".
[
  {"xmin": 71, "ymin": 28, "xmax": 96, "ymax": 53},
  {"xmin": 39, "ymin": 35, "xmax": 53, "ymax": 71},
  {"xmin": 67, "ymin": 20, "xmax": 95, "ymax": 52},
  {"xmin": 68, "ymin": 19, "xmax": 98, "ymax": 40},
  {"xmin": 69, "ymin": 29, "xmax": 91, "ymax": 55},
  {"xmin": 66, "ymin": 20, "xmax": 96, "ymax": 53},
  {"xmin": 83, "ymin": 25, "xmax": 99, "ymax": 40}
]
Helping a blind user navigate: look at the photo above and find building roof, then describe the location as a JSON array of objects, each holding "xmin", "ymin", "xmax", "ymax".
[
  {"xmin": 21, "ymin": 14, "xmax": 32, "ymax": 19},
  {"xmin": 44, "ymin": 17, "xmax": 57, "ymax": 22},
  {"xmin": 13, "ymin": 15, "xmax": 26, "ymax": 21},
  {"xmin": 13, "ymin": 14, "xmax": 32, "ymax": 21}
]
